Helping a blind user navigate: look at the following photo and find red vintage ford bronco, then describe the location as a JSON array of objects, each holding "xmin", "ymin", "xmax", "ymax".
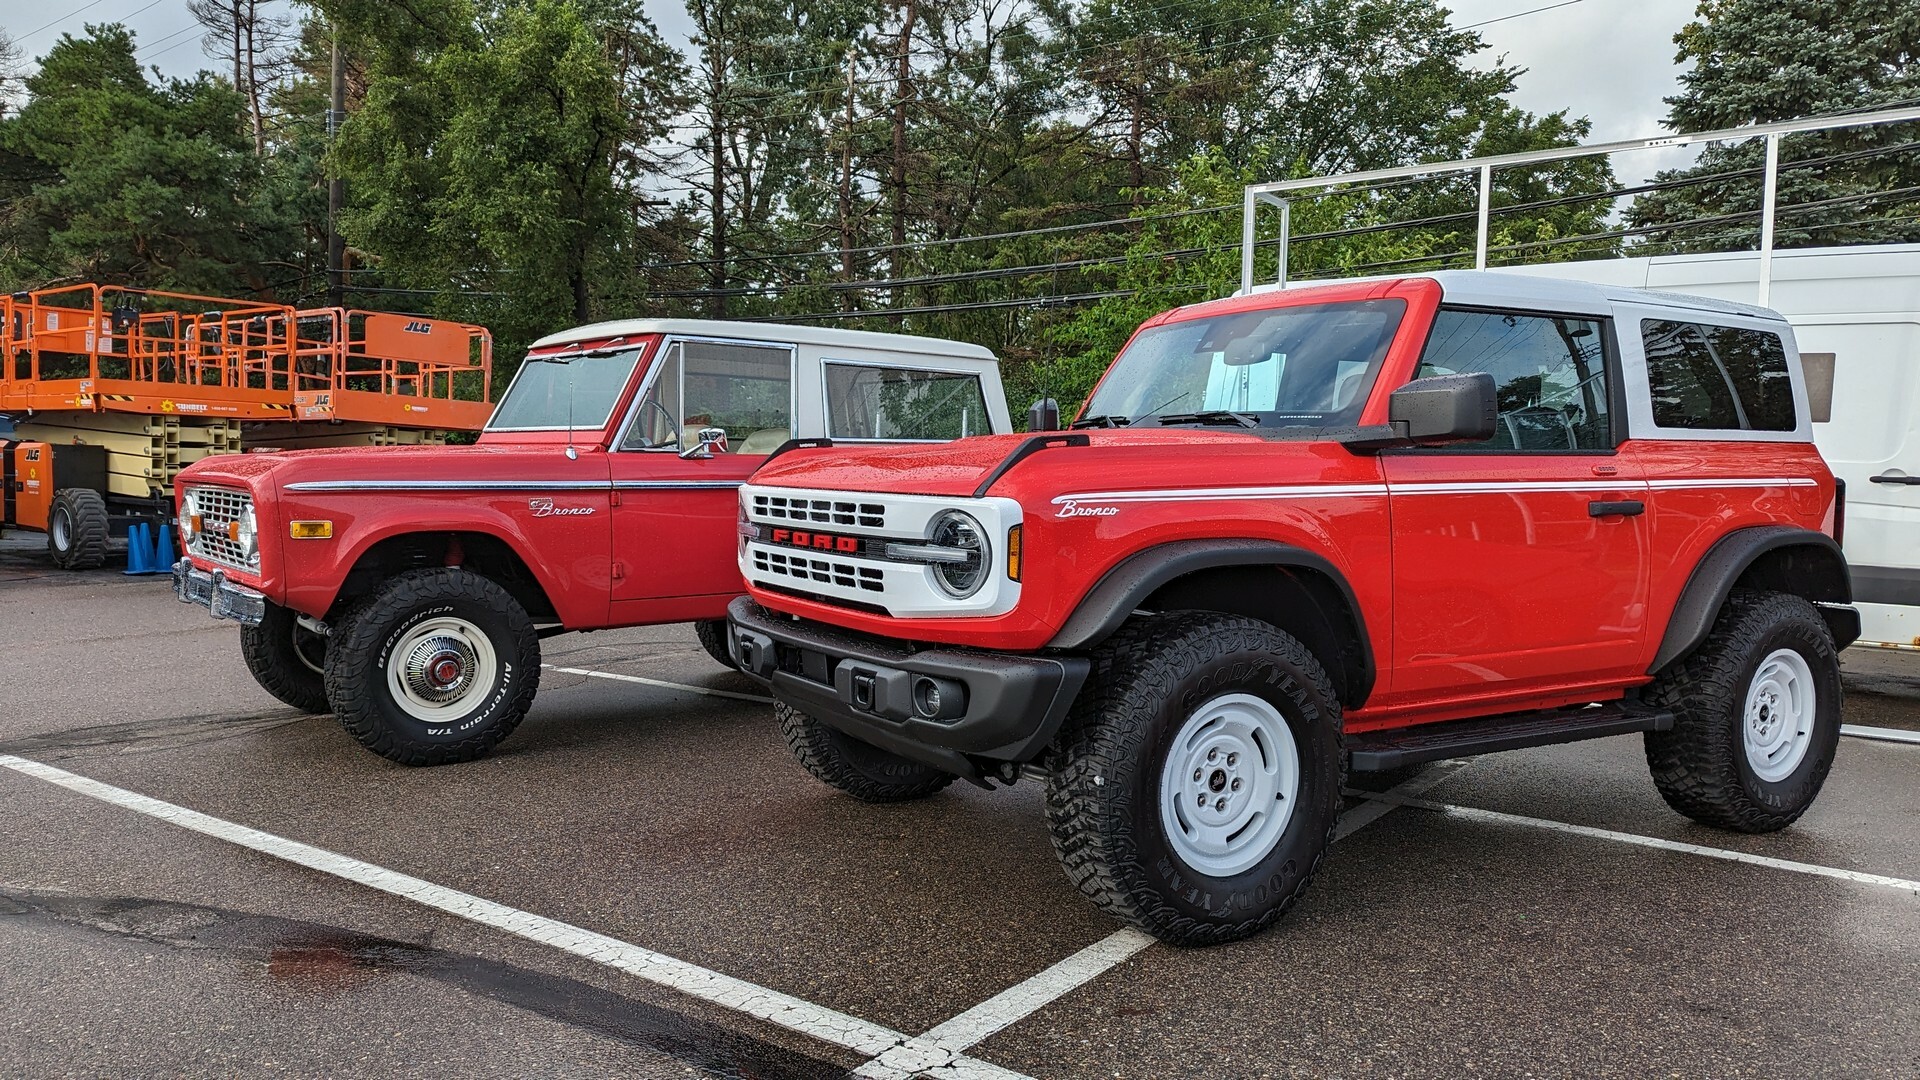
[
  {"xmin": 171, "ymin": 320, "xmax": 1009, "ymax": 764},
  {"xmin": 728, "ymin": 272, "xmax": 1860, "ymax": 944}
]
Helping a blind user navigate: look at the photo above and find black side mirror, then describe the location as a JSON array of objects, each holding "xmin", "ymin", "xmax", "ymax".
[
  {"xmin": 1388, "ymin": 373, "xmax": 1496, "ymax": 445},
  {"xmin": 1027, "ymin": 397, "xmax": 1061, "ymax": 432}
]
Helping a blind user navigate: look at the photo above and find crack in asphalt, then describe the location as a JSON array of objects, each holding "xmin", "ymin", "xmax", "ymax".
[{"xmin": 0, "ymin": 890, "xmax": 854, "ymax": 1080}]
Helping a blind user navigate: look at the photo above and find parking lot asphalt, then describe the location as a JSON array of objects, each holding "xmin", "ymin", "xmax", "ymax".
[{"xmin": 3, "ymin": 534, "xmax": 1918, "ymax": 1078}]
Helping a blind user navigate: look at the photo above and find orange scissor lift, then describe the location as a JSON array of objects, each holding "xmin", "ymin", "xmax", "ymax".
[{"xmin": 1, "ymin": 284, "xmax": 492, "ymax": 569}]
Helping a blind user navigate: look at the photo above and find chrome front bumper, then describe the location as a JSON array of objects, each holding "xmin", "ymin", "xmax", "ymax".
[{"xmin": 172, "ymin": 558, "xmax": 267, "ymax": 626}]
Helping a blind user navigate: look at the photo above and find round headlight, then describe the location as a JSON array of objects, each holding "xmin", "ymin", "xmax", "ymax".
[{"xmin": 928, "ymin": 510, "xmax": 989, "ymax": 598}]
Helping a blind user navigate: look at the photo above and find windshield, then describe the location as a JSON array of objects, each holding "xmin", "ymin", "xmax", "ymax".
[
  {"xmin": 1079, "ymin": 299, "xmax": 1406, "ymax": 428},
  {"xmin": 487, "ymin": 348, "xmax": 644, "ymax": 431}
]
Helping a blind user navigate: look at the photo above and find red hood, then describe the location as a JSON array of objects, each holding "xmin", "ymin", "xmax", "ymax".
[
  {"xmin": 749, "ymin": 429, "xmax": 1265, "ymax": 497},
  {"xmin": 175, "ymin": 443, "xmax": 593, "ymax": 492}
]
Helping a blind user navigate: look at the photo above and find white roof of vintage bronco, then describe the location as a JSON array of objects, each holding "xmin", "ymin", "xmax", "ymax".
[
  {"xmin": 1244, "ymin": 268, "xmax": 1788, "ymax": 323},
  {"xmin": 531, "ymin": 318, "xmax": 998, "ymax": 360}
]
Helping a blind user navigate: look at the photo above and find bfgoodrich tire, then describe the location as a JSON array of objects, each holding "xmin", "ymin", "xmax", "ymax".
[
  {"xmin": 694, "ymin": 619, "xmax": 738, "ymax": 669},
  {"xmin": 779, "ymin": 702, "xmax": 956, "ymax": 802},
  {"xmin": 323, "ymin": 568, "xmax": 540, "ymax": 766},
  {"xmin": 47, "ymin": 488, "xmax": 108, "ymax": 570},
  {"xmin": 1044, "ymin": 612, "xmax": 1344, "ymax": 946},
  {"xmin": 1643, "ymin": 590, "xmax": 1842, "ymax": 833},
  {"xmin": 241, "ymin": 602, "xmax": 331, "ymax": 713}
]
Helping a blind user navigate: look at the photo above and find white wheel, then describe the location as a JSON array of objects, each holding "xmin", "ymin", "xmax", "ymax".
[
  {"xmin": 1157, "ymin": 692, "xmax": 1301, "ymax": 877},
  {"xmin": 384, "ymin": 616, "xmax": 500, "ymax": 724},
  {"xmin": 1742, "ymin": 647, "xmax": 1816, "ymax": 783}
]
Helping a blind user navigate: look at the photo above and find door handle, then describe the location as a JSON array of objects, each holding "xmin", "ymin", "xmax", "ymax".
[
  {"xmin": 1869, "ymin": 472, "xmax": 1920, "ymax": 485},
  {"xmin": 1589, "ymin": 499, "xmax": 1645, "ymax": 518}
]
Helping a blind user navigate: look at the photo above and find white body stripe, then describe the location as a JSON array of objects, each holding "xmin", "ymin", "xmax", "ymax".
[{"xmin": 1052, "ymin": 477, "xmax": 1819, "ymax": 505}]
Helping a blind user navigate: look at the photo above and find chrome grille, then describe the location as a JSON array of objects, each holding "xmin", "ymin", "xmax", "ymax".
[
  {"xmin": 753, "ymin": 493, "xmax": 885, "ymax": 530},
  {"xmin": 753, "ymin": 548, "xmax": 884, "ymax": 593},
  {"xmin": 186, "ymin": 486, "xmax": 257, "ymax": 572}
]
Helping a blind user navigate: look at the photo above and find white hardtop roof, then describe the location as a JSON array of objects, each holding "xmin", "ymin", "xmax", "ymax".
[
  {"xmin": 1240, "ymin": 268, "xmax": 1787, "ymax": 323},
  {"xmin": 531, "ymin": 317, "xmax": 998, "ymax": 360}
]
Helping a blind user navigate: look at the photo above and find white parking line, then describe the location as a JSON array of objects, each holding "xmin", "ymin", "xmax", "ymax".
[
  {"xmin": 542, "ymin": 664, "xmax": 775, "ymax": 704},
  {"xmin": 852, "ymin": 759, "xmax": 1473, "ymax": 1075},
  {"xmin": 0, "ymin": 753, "xmax": 1030, "ymax": 1080},
  {"xmin": 1842, "ymin": 724, "xmax": 1920, "ymax": 746},
  {"xmin": 1356, "ymin": 790, "xmax": 1920, "ymax": 895}
]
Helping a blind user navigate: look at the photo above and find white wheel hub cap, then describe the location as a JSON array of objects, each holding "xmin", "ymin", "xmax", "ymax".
[
  {"xmin": 1743, "ymin": 648, "xmax": 1816, "ymax": 783},
  {"xmin": 387, "ymin": 616, "xmax": 497, "ymax": 723},
  {"xmin": 1158, "ymin": 693, "xmax": 1301, "ymax": 877}
]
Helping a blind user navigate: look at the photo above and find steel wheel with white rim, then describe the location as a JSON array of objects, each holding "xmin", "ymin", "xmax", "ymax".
[
  {"xmin": 325, "ymin": 567, "xmax": 541, "ymax": 766},
  {"xmin": 1645, "ymin": 590, "xmax": 1842, "ymax": 834},
  {"xmin": 1046, "ymin": 612, "xmax": 1345, "ymax": 946},
  {"xmin": 1158, "ymin": 693, "xmax": 1301, "ymax": 877},
  {"xmin": 1742, "ymin": 648, "xmax": 1817, "ymax": 782}
]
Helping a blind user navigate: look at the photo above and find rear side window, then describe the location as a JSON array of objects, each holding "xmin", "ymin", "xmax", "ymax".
[
  {"xmin": 1415, "ymin": 308, "xmax": 1613, "ymax": 451},
  {"xmin": 825, "ymin": 364, "xmax": 989, "ymax": 440},
  {"xmin": 1640, "ymin": 320, "xmax": 1795, "ymax": 431}
]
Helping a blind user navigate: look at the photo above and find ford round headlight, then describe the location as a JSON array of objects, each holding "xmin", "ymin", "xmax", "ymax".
[{"xmin": 928, "ymin": 510, "xmax": 988, "ymax": 598}]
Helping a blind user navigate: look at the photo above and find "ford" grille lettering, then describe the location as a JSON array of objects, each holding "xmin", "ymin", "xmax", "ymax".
[{"xmin": 770, "ymin": 527, "xmax": 860, "ymax": 553}]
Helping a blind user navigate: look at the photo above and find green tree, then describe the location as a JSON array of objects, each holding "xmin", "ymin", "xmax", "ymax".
[
  {"xmin": 1626, "ymin": 0, "xmax": 1920, "ymax": 252},
  {"xmin": 0, "ymin": 25, "xmax": 291, "ymax": 292}
]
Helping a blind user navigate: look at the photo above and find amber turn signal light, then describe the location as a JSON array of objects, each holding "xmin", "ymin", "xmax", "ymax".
[
  {"xmin": 1006, "ymin": 524, "xmax": 1022, "ymax": 581},
  {"xmin": 289, "ymin": 520, "xmax": 333, "ymax": 539},
  {"xmin": 187, "ymin": 513, "xmax": 203, "ymax": 535}
]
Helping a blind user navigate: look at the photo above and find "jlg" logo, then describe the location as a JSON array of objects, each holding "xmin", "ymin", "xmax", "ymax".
[{"xmin": 402, "ymin": 320, "xmax": 433, "ymax": 334}]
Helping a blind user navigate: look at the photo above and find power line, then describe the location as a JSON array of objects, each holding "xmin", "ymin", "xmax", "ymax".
[
  {"xmin": 1458, "ymin": 0, "xmax": 1587, "ymax": 32},
  {"xmin": 14, "ymin": 0, "xmax": 114, "ymax": 44}
]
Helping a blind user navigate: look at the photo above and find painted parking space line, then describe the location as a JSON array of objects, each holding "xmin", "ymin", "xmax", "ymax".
[
  {"xmin": 542, "ymin": 664, "xmax": 775, "ymax": 704},
  {"xmin": 1352, "ymin": 790, "xmax": 1920, "ymax": 895},
  {"xmin": 853, "ymin": 759, "xmax": 1479, "ymax": 1075},
  {"xmin": 1842, "ymin": 724, "xmax": 1920, "ymax": 746},
  {"xmin": 0, "ymin": 753, "xmax": 1031, "ymax": 1080}
]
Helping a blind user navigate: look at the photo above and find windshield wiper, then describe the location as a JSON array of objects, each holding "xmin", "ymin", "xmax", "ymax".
[
  {"xmin": 1154, "ymin": 410, "xmax": 1261, "ymax": 428},
  {"xmin": 1070, "ymin": 414, "xmax": 1133, "ymax": 429}
]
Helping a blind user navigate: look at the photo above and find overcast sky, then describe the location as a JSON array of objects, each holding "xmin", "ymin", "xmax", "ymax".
[{"xmin": 1, "ymin": 0, "xmax": 1703, "ymax": 179}]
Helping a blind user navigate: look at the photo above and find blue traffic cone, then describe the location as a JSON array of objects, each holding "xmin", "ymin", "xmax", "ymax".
[
  {"xmin": 154, "ymin": 519, "xmax": 176, "ymax": 569},
  {"xmin": 124, "ymin": 523, "xmax": 152, "ymax": 574}
]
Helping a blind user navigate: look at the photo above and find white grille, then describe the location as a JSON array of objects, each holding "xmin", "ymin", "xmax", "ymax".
[
  {"xmin": 753, "ymin": 548, "xmax": 884, "ymax": 593},
  {"xmin": 752, "ymin": 493, "xmax": 885, "ymax": 530},
  {"xmin": 186, "ymin": 486, "xmax": 258, "ymax": 572}
]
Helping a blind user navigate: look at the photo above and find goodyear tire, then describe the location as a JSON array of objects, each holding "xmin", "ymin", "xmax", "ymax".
[
  {"xmin": 241, "ymin": 602, "xmax": 331, "ymax": 713},
  {"xmin": 323, "ymin": 568, "xmax": 540, "ymax": 766},
  {"xmin": 694, "ymin": 619, "xmax": 738, "ymax": 670},
  {"xmin": 778, "ymin": 702, "xmax": 955, "ymax": 801},
  {"xmin": 1045, "ymin": 612, "xmax": 1344, "ymax": 946},
  {"xmin": 47, "ymin": 489, "xmax": 109, "ymax": 571},
  {"xmin": 1643, "ymin": 590, "xmax": 1842, "ymax": 833}
]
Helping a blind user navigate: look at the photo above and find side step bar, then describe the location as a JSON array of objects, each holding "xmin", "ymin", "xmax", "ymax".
[{"xmin": 1346, "ymin": 700, "xmax": 1675, "ymax": 772}]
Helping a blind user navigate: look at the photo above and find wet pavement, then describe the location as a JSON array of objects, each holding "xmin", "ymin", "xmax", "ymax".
[{"xmin": 3, "ymin": 534, "xmax": 1917, "ymax": 1078}]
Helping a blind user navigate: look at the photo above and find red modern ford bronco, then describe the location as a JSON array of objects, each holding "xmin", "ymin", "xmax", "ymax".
[
  {"xmin": 727, "ymin": 272, "xmax": 1860, "ymax": 945},
  {"xmin": 171, "ymin": 319, "xmax": 1010, "ymax": 764}
]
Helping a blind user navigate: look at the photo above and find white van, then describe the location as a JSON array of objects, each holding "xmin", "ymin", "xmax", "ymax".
[{"xmin": 1507, "ymin": 245, "xmax": 1920, "ymax": 650}]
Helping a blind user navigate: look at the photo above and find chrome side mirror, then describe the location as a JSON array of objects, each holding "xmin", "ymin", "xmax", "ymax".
[{"xmin": 680, "ymin": 427, "xmax": 729, "ymax": 459}]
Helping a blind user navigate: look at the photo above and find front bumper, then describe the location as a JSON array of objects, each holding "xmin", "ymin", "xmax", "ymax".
[
  {"xmin": 727, "ymin": 596, "xmax": 1089, "ymax": 780},
  {"xmin": 172, "ymin": 558, "xmax": 267, "ymax": 626}
]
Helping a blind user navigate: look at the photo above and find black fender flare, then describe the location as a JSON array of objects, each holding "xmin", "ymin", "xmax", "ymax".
[
  {"xmin": 1047, "ymin": 538, "xmax": 1376, "ymax": 707},
  {"xmin": 1651, "ymin": 525, "xmax": 1857, "ymax": 674}
]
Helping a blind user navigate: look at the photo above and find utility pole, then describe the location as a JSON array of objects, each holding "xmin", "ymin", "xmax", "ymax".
[
  {"xmin": 888, "ymin": 0, "xmax": 916, "ymax": 321},
  {"xmin": 327, "ymin": 32, "xmax": 346, "ymax": 309},
  {"xmin": 838, "ymin": 45, "xmax": 856, "ymax": 309}
]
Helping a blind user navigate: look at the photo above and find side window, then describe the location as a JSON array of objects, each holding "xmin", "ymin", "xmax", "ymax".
[
  {"xmin": 825, "ymin": 364, "xmax": 990, "ymax": 440},
  {"xmin": 1641, "ymin": 319, "xmax": 1795, "ymax": 432},
  {"xmin": 1416, "ymin": 309, "xmax": 1613, "ymax": 451},
  {"xmin": 622, "ymin": 340, "xmax": 793, "ymax": 453}
]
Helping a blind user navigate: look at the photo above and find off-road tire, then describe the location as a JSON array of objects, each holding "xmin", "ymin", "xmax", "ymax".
[
  {"xmin": 779, "ymin": 701, "xmax": 956, "ymax": 802},
  {"xmin": 323, "ymin": 568, "xmax": 540, "ymax": 766},
  {"xmin": 241, "ymin": 602, "xmax": 331, "ymax": 713},
  {"xmin": 1044, "ymin": 612, "xmax": 1345, "ymax": 946},
  {"xmin": 47, "ymin": 488, "xmax": 108, "ymax": 570},
  {"xmin": 1643, "ymin": 590, "xmax": 1842, "ymax": 833},
  {"xmin": 694, "ymin": 619, "xmax": 738, "ymax": 669}
]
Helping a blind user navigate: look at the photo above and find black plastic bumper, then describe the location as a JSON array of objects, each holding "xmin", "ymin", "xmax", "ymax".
[{"xmin": 726, "ymin": 597, "xmax": 1090, "ymax": 780}]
